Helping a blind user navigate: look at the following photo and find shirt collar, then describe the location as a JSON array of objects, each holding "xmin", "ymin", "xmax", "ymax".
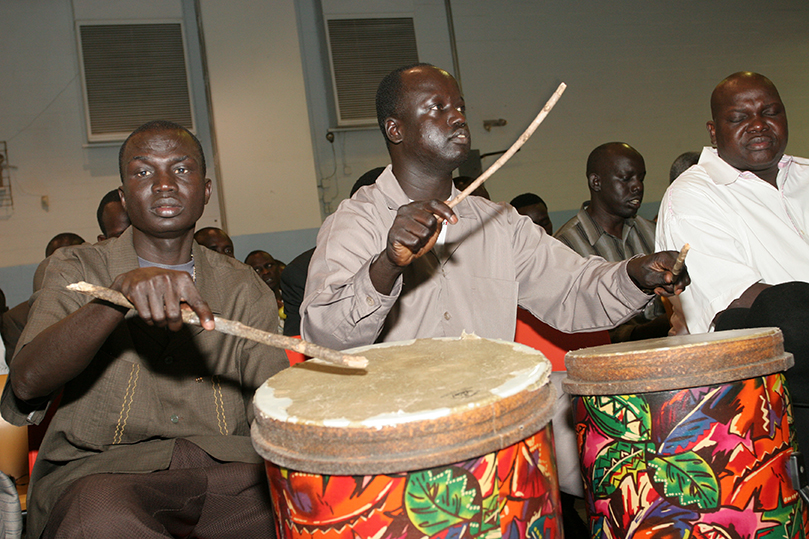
[
  {"xmin": 577, "ymin": 201, "xmax": 636, "ymax": 246},
  {"xmin": 699, "ymin": 146, "xmax": 793, "ymax": 186},
  {"xmin": 378, "ymin": 164, "xmax": 476, "ymax": 219}
]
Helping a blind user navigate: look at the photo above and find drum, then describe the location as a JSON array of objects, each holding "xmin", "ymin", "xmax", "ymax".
[
  {"xmin": 251, "ymin": 335, "xmax": 563, "ymax": 539},
  {"xmin": 563, "ymin": 328, "xmax": 808, "ymax": 538}
]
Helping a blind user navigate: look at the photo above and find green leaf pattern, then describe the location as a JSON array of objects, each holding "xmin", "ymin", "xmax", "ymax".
[
  {"xmin": 648, "ymin": 452, "xmax": 719, "ymax": 509},
  {"xmin": 584, "ymin": 394, "xmax": 651, "ymax": 441},
  {"xmin": 404, "ymin": 467, "xmax": 482, "ymax": 536},
  {"xmin": 592, "ymin": 440, "xmax": 653, "ymax": 497}
]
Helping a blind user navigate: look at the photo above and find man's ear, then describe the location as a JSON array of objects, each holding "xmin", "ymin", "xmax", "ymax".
[
  {"xmin": 118, "ymin": 186, "xmax": 127, "ymax": 211},
  {"xmin": 588, "ymin": 173, "xmax": 600, "ymax": 192},
  {"xmin": 385, "ymin": 117, "xmax": 403, "ymax": 145},
  {"xmin": 203, "ymin": 179, "xmax": 212, "ymax": 205},
  {"xmin": 706, "ymin": 121, "xmax": 717, "ymax": 147}
]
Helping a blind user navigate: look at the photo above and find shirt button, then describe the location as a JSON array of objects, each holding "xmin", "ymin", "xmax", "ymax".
[
  {"xmin": 170, "ymin": 414, "xmax": 179, "ymax": 424},
  {"xmin": 444, "ymin": 311, "xmax": 451, "ymax": 320},
  {"xmin": 164, "ymin": 356, "xmax": 174, "ymax": 365},
  {"xmin": 366, "ymin": 296, "xmax": 375, "ymax": 306}
]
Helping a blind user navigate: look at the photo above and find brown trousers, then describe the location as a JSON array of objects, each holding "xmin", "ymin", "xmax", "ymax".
[{"xmin": 42, "ymin": 439, "xmax": 276, "ymax": 539}]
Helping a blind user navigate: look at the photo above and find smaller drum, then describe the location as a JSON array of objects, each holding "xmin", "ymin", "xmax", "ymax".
[
  {"xmin": 563, "ymin": 328, "xmax": 808, "ymax": 539},
  {"xmin": 252, "ymin": 335, "xmax": 563, "ymax": 539}
]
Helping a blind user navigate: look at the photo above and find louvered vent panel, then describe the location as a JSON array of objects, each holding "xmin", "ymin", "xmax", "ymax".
[
  {"xmin": 327, "ymin": 18, "xmax": 418, "ymax": 125},
  {"xmin": 79, "ymin": 23, "xmax": 194, "ymax": 141}
]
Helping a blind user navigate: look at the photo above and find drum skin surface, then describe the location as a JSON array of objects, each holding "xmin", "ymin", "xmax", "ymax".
[
  {"xmin": 252, "ymin": 335, "xmax": 563, "ymax": 539},
  {"xmin": 565, "ymin": 328, "xmax": 809, "ymax": 538}
]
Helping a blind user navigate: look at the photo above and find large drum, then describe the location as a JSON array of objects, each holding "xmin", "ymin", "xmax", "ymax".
[
  {"xmin": 251, "ymin": 335, "xmax": 563, "ymax": 539},
  {"xmin": 563, "ymin": 328, "xmax": 808, "ymax": 538}
]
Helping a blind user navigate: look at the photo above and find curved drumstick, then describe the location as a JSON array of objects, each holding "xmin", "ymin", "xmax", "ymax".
[
  {"xmin": 671, "ymin": 244, "xmax": 690, "ymax": 278},
  {"xmin": 448, "ymin": 82, "xmax": 567, "ymax": 209},
  {"xmin": 66, "ymin": 281, "xmax": 367, "ymax": 369}
]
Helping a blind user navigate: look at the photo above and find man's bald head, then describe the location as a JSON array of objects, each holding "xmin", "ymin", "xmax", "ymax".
[
  {"xmin": 586, "ymin": 142, "xmax": 643, "ymax": 179},
  {"xmin": 194, "ymin": 227, "xmax": 234, "ymax": 258},
  {"xmin": 46, "ymin": 232, "xmax": 85, "ymax": 258},
  {"xmin": 710, "ymin": 72, "xmax": 780, "ymax": 119}
]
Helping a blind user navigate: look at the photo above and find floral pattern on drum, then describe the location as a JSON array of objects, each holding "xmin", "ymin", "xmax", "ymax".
[
  {"xmin": 572, "ymin": 373, "xmax": 809, "ymax": 539},
  {"xmin": 265, "ymin": 427, "xmax": 562, "ymax": 539}
]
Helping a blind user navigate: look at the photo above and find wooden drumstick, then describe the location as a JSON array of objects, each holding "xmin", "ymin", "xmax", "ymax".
[
  {"xmin": 671, "ymin": 244, "xmax": 690, "ymax": 277},
  {"xmin": 448, "ymin": 82, "xmax": 567, "ymax": 209},
  {"xmin": 66, "ymin": 281, "xmax": 368, "ymax": 369}
]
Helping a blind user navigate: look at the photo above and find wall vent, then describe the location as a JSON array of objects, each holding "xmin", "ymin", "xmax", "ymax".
[
  {"xmin": 77, "ymin": 22, "xmax": 195, "ymax": 142},
  {"xmin": 325, "ymin": 17, "xmax": 419, "ymax": 126}
]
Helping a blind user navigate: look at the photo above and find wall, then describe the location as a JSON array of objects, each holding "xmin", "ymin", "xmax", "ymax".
[{"xmin": 196, "ymin": 0, "xmax": 322, "ymax": 246}]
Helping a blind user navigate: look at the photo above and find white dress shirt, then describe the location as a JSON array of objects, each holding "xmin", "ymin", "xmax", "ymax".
[{"xmin": 656, "ymin": 147, "xmax": 809, "ymax": 333}]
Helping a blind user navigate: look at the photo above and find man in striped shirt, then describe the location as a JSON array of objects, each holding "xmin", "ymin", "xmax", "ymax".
[{"xmin": 555, "ymin": 142, "xmax": 669, "ymax": 341}]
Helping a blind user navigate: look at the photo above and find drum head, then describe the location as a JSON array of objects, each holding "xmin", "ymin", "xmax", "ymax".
[
  {"xmin": 252, "ymin": 335, "xmax": 554, "ymax": 475},
  {"xmin": 563, "ymin": 327, "xmax": 793, "ymax": 395}
]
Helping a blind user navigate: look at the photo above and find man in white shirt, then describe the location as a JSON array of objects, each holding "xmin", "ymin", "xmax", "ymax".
[{"xmin": 656, "ymin": 71, "xmax": 809, "ymax": 452}]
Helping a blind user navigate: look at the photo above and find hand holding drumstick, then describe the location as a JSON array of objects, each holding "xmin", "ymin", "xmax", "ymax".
[
  {"xmin": 67, "ymin": 282, "xmax": 368, "ymax": 368},
  {"xmin": 626, "ymin": 245, "xmax": 691, "ymax": 297}
]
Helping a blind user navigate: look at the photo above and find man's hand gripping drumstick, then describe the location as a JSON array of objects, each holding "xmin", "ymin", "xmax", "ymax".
[
  {"xmin": 626, "ymin": 244, "xmax": 691, "ymax": 297},
  {"xmin": 67, "ymin": 282, "xmax": 367, "ymax": 369}
]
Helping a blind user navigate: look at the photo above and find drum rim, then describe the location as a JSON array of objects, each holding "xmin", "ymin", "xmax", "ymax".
[
  {"xmin": 252, "ymin": 383, "xmax": 555, "ymax": 475},
  {"xmin": 563, "ymin": 327, "xmax": 793, "ymax": 395}
]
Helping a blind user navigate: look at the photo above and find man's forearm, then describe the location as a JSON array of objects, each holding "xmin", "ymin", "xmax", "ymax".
[
  {"xmin": 10, "ymin": 300, "xmax": 125, "ymax": 402},
  {"xmin": 369, "ymin": 250, "xmax": 405, "ymax": 295}
]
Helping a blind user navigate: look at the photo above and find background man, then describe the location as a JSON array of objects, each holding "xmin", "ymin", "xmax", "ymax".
[
  {"xmin": 1, "ymin": 120, "xmax": 286, "ymax": 538},
  {"xmin": 44, "ymin": 233, "xmax": 84, "ymax": 258},
  {"xmin": 555, "ymin": 142, "xmax": 668, "ymax": 341},
  {"xmin": 96, "ymin": 188, "xmax": 131, "ymax": 242},
  {"xmin": 245, "ymin": 250, "xmax": 283, "ymax": 306},
  {"xmin": 668, "ymin": 151, "xmax": 700, "ymax": 184},
  {"xmin": 656, "ymin": 71, "xmax": 809, "ymax": 451},
  {"xmin": 510, "ymin": 192, "xmax": 553, "ymax": 235},
  {"xmin": 194, "ymin": 226, "xmax": 235, "ymax": 258}
]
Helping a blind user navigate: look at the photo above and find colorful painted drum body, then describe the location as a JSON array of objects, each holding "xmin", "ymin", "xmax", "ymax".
[
  {"xmin": 251, "ymin": 335, "xmax": 563, "ymax": 539},
  {"xmin": 563, "ymin": 328, "xmax": 808, "ymax": 538}
]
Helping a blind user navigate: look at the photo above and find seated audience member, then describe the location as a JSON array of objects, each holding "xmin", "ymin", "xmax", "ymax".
[
  {"xmin": 300, "ymin": 64, "xmax": 688, "ymax": 519},
  {"xmin": 44, "ymin": 233, "xmax": 84, "ymax": 258},
  {"xmin": 96, "ymin": 188, "xmax": 131, "ymax": 242},
  {"xmin": 245, "ymin": 251, "xmax": 285, "ymax": 331},
  {"xmin": 660, "ymin": 151, "xmax": 701, "ymax": 335},
  {"xmin": 0, "ymin": 288, "xmax": 6, "ymax": 374},
  {"xmin": 0, "ymin": 120, "xmax": 286, "ymax": 539},
  {"xmin": 280, "ymin": 249, "xmax": 313, "ymax": 337},
  {"xmin": 510, "ymin": 192, "xmax": 553, "ymax": 235},
  {"xmin": 555, "ymin": 142, "xmax": 669, "ymax": 341},
  {"xmin": 453, "ymin": 175, "xmax": 490, "ymax": 200},
  {"xmin": 194, "ymin": 226, "xmax": 235, "ymax": 258},
  {"xmin": 657, "ymin": 71, "xmax": 809, "ymax": 452},
  {"xmin": 281, "ymin": 168, "xmax": 386, "ymax": 337},
  {"xmin": 669, "ymin": 151, "xmax": 700, "ymax": 184},
  {"xmin": 4, "ymin": 233, "xmax": 91, "ymax": 364}
]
